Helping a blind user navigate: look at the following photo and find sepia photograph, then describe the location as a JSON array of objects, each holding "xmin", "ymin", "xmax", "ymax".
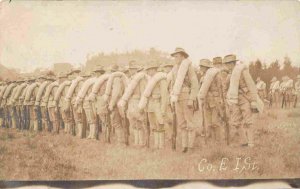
[{"xmin": 0, "ymin": 0, "xmax": 299, "ymax": 185}]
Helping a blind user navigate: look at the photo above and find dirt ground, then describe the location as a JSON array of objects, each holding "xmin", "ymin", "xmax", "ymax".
[{"xmin": 0, "ymin": 108, "xmax": 299, "ymax": 180}]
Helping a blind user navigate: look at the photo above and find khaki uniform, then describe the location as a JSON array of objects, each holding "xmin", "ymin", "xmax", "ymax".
[
  {"xmin": 269, "ymin": 80, "xmax": 280, "ymax": 108},
  {"xmin": 48, "ymin": 83, "xmax": 59, "ymax": 133},
  {"xmin": 13, "ymin": 83, "xmax": 28, "ymax": 129},
  {"xmin": 3, "ymin": 83, "xmax": 17, "ymax": 128},
  {"xmin": 7, "ymin": 85, "xmax": 19, "ymax": 129},
  {"xmin": 55, "ymin": 81, "xmax": 71, "ymax": 133},
  {"xmin": 226, "ymin": 74, "xmax": 255, "ymax": 146},
  {"xmin": 108, "ymin": 76, "xmax": 125, "ymax": 144},
  {"xmin": 171, "ymin": 59, "xmax": 199, "ymax": 149},
  {"xmin": 202, "ymin": 73, "xmax": 224, "ymax": 143},
  {"xmin": 127, "ymin": 75, "xmax": 147, "ymax": 146},
  {"xmin": 146, "ymin": 78, "xmax": 168, "ymax": 149},
  {"xmin": 256, "ymin": 80, "xmax": 266, "ymax": 100},
  {"xmin": 73, "ymin": 79, "xmax": 87, "ymax": 138},
  {"xmin": 27, "ymin": 83, "xmax": 40, "ymax": 131}
]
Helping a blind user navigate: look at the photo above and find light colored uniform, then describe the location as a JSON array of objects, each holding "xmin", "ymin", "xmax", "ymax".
[
  {"xmin": 171, "ymin": 59, "xmax": 199, "ymax": 149},
  {"xmin": 24, "ymin": 82, "xmax": 40, "ymax": 131},
  {"xmin": 202, "ymin": 72, "xmax": 224, "ymax": 142},
  {"xmin": 55, "ymin": 80, "xmax": 71, "ymax": 133},
  {"xmin": 226, "ymin": 73, "xmax": 255, "ymax": 146},
  {"xmin": 47, "ymin": 82, "xmax": 59, "ymax": 133},
  {"xmin": 269, "ymin": 80, "xmax": 280, "ymax": 108},
  {"xmin": 108, "ymin": 76, "xmax": 125, "ymax": 143},
  {"xmin": 256, "ymin": 80, "xmax": 266, "ymax": 100}
]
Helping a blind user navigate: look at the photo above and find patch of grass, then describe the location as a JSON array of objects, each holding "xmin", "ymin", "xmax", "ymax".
[
  {"xmin": 287, "ymin": 111, "xmax": 300, "ymax": 118},
  {"xmin": 266, "ymin": 112, "xmax": 278, "ymax": 119},
  {"xmin": 0, "ymin": 132, "xmax": 15, "ymax": 141},
  {"xmin": 0, "ymin": 146, "xmax": 7, "ymax": 155}
]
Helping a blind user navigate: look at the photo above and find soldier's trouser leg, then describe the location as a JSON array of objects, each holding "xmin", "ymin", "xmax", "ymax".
[
  {"xmin": 84, "ymin": 106, "xmax": 96, "ymax": 139},
  {"xmin": 187, "ymin": 129, "xmax": 196, "ymax": 148},
  {"xmin": 175, "ymin": 100, "xmax": 195, "ymax": 149},
  {"xmin": 28, "ymin": 106, "xmax": 35, "ymax": 131},
  {"xmin": 229, "ymin": 104, "xmax": 244, "ymax": 145},
  {"xmin": 40, "ymin": 107, "xmax": 47, "ymax": 132},
  {"xmin": 138, "ymin": 124, "xmax": 145, "ymax": 146},
  {"xmin": 111, "ymin": 108, "xmax": 123, "ymax": 143},
  {"xmin": 129, "ymin": 118, "xmax": 139, "ymax": 146},
  {"xmin": 240, "ymin": 102, "xmax": 254, "ymax": 146},
  {"xmin": 49, "ymin": 107, "xmax": 59, "ymax": 134}
]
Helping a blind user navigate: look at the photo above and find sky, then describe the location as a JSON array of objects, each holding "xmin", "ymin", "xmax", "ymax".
[{"xmin": 0, "ymin": 0, "xmax": 300, "ymax": 72}]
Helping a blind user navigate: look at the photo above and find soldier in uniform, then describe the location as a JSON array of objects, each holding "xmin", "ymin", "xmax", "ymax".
[
  {"xmin": 54, "ymin": 73, "xmax": 72, "ymax": 133},
  {"xmin": 84, "ymin": 66, "xmax": 105, "ymax": 140},
  {"xmin": 198, "ymin": 59, "xmax": 226, "ymax": 144},
  {"xmin": 8, "ymin": 79, "xmax": 23, "ymax": 129},
  {"xmin": 256, "ymin": 77, "xmax": 266, "ymax": 100},
  {"xmin": 285, "ymin": 76, "xmax": 294, "ymax": 108},
  {"xmin": 62, "ymin": 69, "xmax": 82, "ymax": 135},
  {"xmin": 169, "ymin": 48, "xmax": 199, "ymax": 153},
  {"xmin": 294, "ymin": 75, "xmax": 300, "ymax": 108},
  {"xmin": 212, "ymin": 57, "xmax": 223, "ymax": 69},
  {"xmin": 223, "ymin": 54, "xmax": 259, "ymax": 148},
  {"xmin": 118, "ymin": 63, "xmax": 146, "ymax": 146},
  {"xmin": 269, "ymin": 77, "xmax": 280, "ymax": 108},
  {"xmin": 104, "ymin": 64, "xmax": 128, "ymax": 145},
  {"xmin": 2, "ymin": 80, "xmax": 17, "ymax": 128},
  {"xmin": 47, "ymin": 74, "xmax": 61, "ymax": 134},
  {"xmin": 74, "ymin": 72, "xmax": 92, "ymax": 138}
]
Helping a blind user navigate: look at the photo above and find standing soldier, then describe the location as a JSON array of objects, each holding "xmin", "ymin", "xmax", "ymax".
[
  {"xmin": 279, "ymin": 76, "xmax": 287, "ymax": 108},
  {"xmin": 24, "ymin": 76, "xmax": 42, "ymax": 131},
  {"xmin": 103, "ymin": 64, "xmax": 128, "ymax": 145},
  {"xmin": 269, "ymin": 77, "xmax": 280, "ymax": 108},
  {"xmin": 224, "ymin": 54, "xmax": 262, "ymax": 148},
  {"xmin": 8, "ymin": 79, "xmax": 23, "ymax": 129},
  {"xmin": 118, "ymin": 64, "xmax": 148, "ymax": 147},
  {"xmin": 285, "ymin": 76, "xmax": 294, "ymax": 108},
  {"xmin": 0, "ymin": 81, "xmax": 8, "ymax": 127},
  {"xmin": 83, "ymin": 66, "xmax": 104, "ymax": 140},
  {"xmin": 169, "ymin": 48, "xmax": 199, "ymax": 153},
  {"xmin": 74, "ymin": 72, "xmax": 93, "ymax": 138},
  {"xmin": 88, "ymin": 68, "xmax": 111, "ymax": 141},
  {"xmin": 294, "ymin": 75, "xmax": 300, "ymax": 108},
  {"xmin": 47, "ymin": 75, "xmax": 60, "ymax": 134},
  {"xmin": 20, "ymin": 77, "xmax": 35, "ymax": 130},
  {"xmin": 35, "ymin": 76, "xmax": 51, "ymax": 131},
  {"xmin": 138, "ymin": 62, "xmax": 168, "ymax": 149},
  {"xmin": 256, "ymin": 77, "xmax": 267, "ymax": 100},
  {"xmin": 64, "ymin": 69, "xmax": 83, "ymax": 136},
  {"xmin": 13, "ymin": 79, "xmax": 28, "ymax": 130},
  {"xmin": 2, "ymin": 80, "xmax": 17, "ymax": 128},
  {"xmin": 198, "ymin": 59, "xmax": 226, "ymax": 144},
  {"xmin": 54, "ymin": 73, "xmax": 72, "ymax": 133}
]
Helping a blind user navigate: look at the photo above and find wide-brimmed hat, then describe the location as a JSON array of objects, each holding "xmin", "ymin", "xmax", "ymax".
[
  {"xmin": 109, "ymin": 64, "xmax": 119, "ymax": 72},
  {"xmin": 93, "ymin": 65, "xmax": 105, "ymax": 73},
  {"xmin": 223, "ymin": 54, "xmax": 238, "ymax": 64},
  {"xmin": 199, "ymin": 59, "xmax": 213, "ymax": 68},
  {"xmin": 271, "ymin": 77, "xmax": 277, "ymax": 82},
  {"xmin": 69, "ymin": 68, "xmax": 81, "ymax": 75},
  {"xmin": 145, "ymin": 61, "xmax": 160, "ymax": 70},
  {"xmin": 170, "ymin": 47, "xmax": 189, "ymax": 58},
  {"xmin": 213, "ymin": 57, "xmax": 222, "ymax": 65}
]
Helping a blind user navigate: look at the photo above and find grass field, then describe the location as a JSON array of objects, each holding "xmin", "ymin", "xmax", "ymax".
[{"xmin": 0, "ymin": 108, "xmax": 299, "ymax": 180}]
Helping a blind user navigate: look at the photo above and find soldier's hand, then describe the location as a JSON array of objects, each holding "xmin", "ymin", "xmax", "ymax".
[{"xmin": 187, "ymin": 99, "xmax": 193, "ymax": 109}]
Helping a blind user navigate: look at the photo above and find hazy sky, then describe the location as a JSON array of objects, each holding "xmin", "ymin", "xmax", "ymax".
[{"xmin": 0, "ymin": 1, "xmax": 300, "ymax": 72}]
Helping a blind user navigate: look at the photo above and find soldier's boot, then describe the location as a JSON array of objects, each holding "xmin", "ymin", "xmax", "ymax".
[
  {"xmin": 77, "ymin": 123, "xmax": 83, "ymax": 138},
  {"xmin": 158, "ymin": 131, "xmax": 165, "ymax": 149},
  {"xmin": 181, "ymin": 129, "xmax": 188, "ymax": 153},
  {"xmin": 153, "ymin": 131, "xmax": 159, "ymax": 149},
  {"xmin": 33, "ymin": 120, "xmax": 39, "ymax": 131},
  {"xmin": 138, "ymin": 129, "xmax": 144, "ymax": 146},
  {"xmin": 187, "ymin": 130, "xmax": 196, "ymax": 150}
]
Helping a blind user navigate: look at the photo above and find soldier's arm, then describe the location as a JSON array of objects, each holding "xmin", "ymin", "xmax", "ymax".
[
  {"xmin": 188, "ymin": 65, "xmax": 199, "ymax": 101},
  {"xmin": 160, "ymin": 79, "xmax": 168, "ymax": 114},
  {"xmin": 109, "ymin": 77, "xmax": 122, "ymax": 109}
]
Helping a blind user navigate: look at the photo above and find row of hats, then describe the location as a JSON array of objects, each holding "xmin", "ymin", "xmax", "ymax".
[{"xmin": 170, "ymin": 47, "xmax": 238, "ymax": 68}]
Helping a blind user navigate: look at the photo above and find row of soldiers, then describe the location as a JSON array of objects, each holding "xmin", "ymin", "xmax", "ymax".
[
  {"xmin": 256, "ymin": 75, "xmax": 300, "ymax": 108},
  {"xmin": 0, "ymin": 48, "xmax": 274, "ymax": 152}
]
